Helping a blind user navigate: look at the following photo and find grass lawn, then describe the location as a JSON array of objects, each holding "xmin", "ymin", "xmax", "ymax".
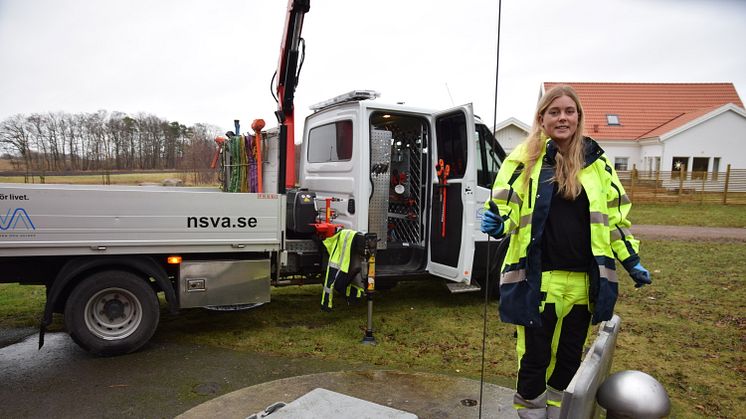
[
  {"xmin": 631, "ymin": 202, "xmax": 746, "ymax": 227},
  {"xmin": 0, "ymin": 172, "xmax": 215, "ymax": 186}
]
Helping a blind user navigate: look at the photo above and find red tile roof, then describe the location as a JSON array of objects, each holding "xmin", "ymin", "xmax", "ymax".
[
  {"xmin": 638, "ymin": 105, "xmax": 721, "ymax": 139},
  {"xmin": 542, "ymin": 82, "xmax": 744, "ymax": 141}
]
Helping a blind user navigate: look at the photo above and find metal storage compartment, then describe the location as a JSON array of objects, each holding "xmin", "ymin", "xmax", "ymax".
[{"xmin": 179, "ymin": 259, "xmax": 271, "ymax": 309}]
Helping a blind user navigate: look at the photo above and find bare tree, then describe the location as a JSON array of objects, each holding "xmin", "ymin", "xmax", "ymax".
[
  {"xmin": 183, "ymin": 123, "xmax": 220, "ymax": 184},
  {"xmin": 0, "ymin": 114, "xmax": 33, "ymax": 170},
  {"xmin": 1, "ymin": 111, "xmax": 225, "ymax": 178}
]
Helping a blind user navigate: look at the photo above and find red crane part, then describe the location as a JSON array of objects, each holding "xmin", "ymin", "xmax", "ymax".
[
  {"xmin": 311, "ymin": 197, "xmax": 343, "ymax": 239},
  {"xmin": 274, "ymin": 0, "xmax": 310, "ymax": 192}
]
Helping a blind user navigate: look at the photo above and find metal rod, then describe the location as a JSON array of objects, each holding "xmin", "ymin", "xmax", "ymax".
[{"xmin": 480, "ymin": 1, "xmax": 502, "ymax": 417}]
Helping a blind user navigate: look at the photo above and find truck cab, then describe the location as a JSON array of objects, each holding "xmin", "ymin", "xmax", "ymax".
[{"xmin": 295, "ymin": 90, "xmax": 505, "ymax": 288}]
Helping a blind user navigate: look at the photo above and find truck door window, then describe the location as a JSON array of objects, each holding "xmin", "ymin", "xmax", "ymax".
[
  {"xmin": 307, "ymin": 120, "xmax": 353, "ymax": 163},
  {"xmin": 475, "ymin": 123, "xmax": 504, "ymax": 188},
  {"xmin": 435, "ymin": 113, "xmax": 467, "ymax": 179}
]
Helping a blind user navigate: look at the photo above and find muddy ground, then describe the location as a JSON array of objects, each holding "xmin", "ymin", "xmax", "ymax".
[{"xmin": 0, "ymin": 331, "xmax": 360, "ymax": 418}]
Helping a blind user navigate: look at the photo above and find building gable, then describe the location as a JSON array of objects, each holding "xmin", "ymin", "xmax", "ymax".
[
  {"xmin": 653, "ymin": 103, "xmax": 746, "ymax": 141},
  {"xmin": 493, "ymin": 117, "xmax": 529, "ymax": 152}
]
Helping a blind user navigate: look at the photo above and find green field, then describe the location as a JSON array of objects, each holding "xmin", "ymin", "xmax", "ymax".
[
  {"xmin": 631, "ymin": 203, "xmax": 746, "ymax": 227},
  {"xmin": 1, "ymin": 186, "xmax": 744, "ymax": 417},
  {"xmin": 0, "ymin": 171, "xmax": 215, "ymax": 186}
]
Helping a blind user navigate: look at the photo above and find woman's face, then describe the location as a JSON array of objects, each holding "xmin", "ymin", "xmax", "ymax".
[{"xmin": 539, "ymin": 95, "xmax": 579, "ymax": 145}]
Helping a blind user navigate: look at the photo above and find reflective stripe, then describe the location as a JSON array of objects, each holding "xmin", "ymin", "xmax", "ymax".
[
  {"xmin": 501, "ymin": 269, "xmax": 526, "ymax": 285},
  {"xmin": 610, "ymin": 227, "xmax": 632, "ymax": 241},
  {"xmin": 492, "ymin": 188, "xmax": 523, "ymax": 207},
  {"xmin": 323, "ymin": 285, "xmax": 333, "ymax": 294},
  {"xmin": 506, "ymin": 218, "xmax": 518, "ymax": 232},
  {"xmin": 505, "ymin": 214, "xmax": 530, "ymax": 233},
  {"xmin": 328, "ymin": 261, "xmax": 341, "ymax": 270},
  {"xmin": 608, "ymin": 194, "xmax": 631, "ymax": 208},
  {"xmin": 590, "ymin": 211, "xmax": 608, "ymax": 226},
  {"xmin": 598, "ymin": 265, "xmax": 618, "ymax": 283}
]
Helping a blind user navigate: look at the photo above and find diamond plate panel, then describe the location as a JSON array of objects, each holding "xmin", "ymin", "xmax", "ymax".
[{"xmin": 369, "ymin": 129, "xmax": 393, "ymax": 249}]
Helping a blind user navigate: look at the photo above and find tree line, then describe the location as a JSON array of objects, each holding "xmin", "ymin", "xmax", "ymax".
[{"xmin": 0, "ymin": 110, "xmax": 221, "ymax": 175}]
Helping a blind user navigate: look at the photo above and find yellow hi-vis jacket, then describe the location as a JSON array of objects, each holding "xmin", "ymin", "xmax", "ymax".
[
  {"xmin": 321, "ymin": 229, "xmax": 364, "ymax": 310},
  {"xmin": 485, "ymin": 137, "xmax": 641, "ymax": 326}
]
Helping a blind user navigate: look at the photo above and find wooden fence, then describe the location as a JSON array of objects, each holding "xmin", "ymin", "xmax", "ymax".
[{"xmin": 620, "ymin": 164, "xmax": 746, "ymax": 205}]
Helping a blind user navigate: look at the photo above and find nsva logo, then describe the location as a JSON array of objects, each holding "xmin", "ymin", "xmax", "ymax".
[{"xmin": 0, "ymin": 208, "xmax": 36, "ymax": 231}]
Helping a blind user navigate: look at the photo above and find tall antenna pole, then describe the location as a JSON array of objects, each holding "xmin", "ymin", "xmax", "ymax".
[{"xmin": 479, "ymin": 1, "xmax": 502, "ymax": 417}]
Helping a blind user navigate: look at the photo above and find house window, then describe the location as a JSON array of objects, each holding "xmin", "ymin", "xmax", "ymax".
[
  {"xmin": 692, "ymin": 157, "xmax": 709, "ymax": 180},
  {"xmin": 606, "ymin": 114, "xmax": 620, "ymax": 125},
  {"xmin": 671, "ymin": 156, "xmax": 688, "ymax": 179},
  {"xmin": 614, "ymin": 157, "xmax": 628, "ymax": 171}
]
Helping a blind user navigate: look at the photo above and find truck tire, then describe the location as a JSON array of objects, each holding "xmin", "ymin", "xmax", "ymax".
[{"xmin": 64, "ymin": 270, "xmax": 159, "ymax": 356}]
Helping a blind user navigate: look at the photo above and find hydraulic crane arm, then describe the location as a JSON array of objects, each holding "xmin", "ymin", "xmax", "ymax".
[{"xmin": 274, "ymin": 0, "xmax": 310, "ymax": 193}]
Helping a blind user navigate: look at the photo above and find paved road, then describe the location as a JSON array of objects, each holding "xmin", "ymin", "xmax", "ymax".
[
  {"xmin": 0, "ymin": 332, "xmax": 359, "ymax": 418},
  {"xmin": 0, "ymin": 332, "xmax": 515, "ymax": 418},
  {"xmin": 633, "ymin": 224, "xmax": 746, "ymax": 241}
]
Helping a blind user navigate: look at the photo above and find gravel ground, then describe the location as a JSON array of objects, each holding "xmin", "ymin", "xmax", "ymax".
[{"xmin": 633, "ymin": 224, "xmax": 746, "ymax": 241}]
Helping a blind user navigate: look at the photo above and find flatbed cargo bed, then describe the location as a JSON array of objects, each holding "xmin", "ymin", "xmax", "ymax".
[{"xmin": 0, "ymin": 183, "xmax": 284, "ymax": 257}]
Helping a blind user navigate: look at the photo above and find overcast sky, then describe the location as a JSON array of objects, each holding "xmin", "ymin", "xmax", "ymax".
[{"xmin": 1, "ymin": 0, "xmax": 745, "ymax": 139}]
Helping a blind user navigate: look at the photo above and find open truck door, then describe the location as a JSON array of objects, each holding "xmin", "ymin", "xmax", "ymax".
[
  {"xmin": 301, "ymin": 110, "xmax": 361, "ymax": 231},
  {"xmin": 427, "ymin": 104, "xmax": 477, "ymax": 283}
]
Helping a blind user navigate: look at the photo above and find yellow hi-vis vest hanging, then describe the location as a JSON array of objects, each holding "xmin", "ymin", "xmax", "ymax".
[{"xmin": 321, "ymin": 229, "xmax": 364, "ymax": 311}]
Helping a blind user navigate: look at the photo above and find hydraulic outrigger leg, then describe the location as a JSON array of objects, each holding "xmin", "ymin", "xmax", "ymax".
[{"xmin": 362, "ymin": 233, "xmax": 378, "ymax": 345}]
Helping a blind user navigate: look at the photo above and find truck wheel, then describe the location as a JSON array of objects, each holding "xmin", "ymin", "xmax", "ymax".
[{"xmin": 64, "ymin": 270, "xmax": 160, "ymax": 356}]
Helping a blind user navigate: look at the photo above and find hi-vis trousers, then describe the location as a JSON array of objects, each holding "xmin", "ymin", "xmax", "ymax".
[{"xmin": 513, "ymin": 270, "xmax": 592, "ymax": 419}]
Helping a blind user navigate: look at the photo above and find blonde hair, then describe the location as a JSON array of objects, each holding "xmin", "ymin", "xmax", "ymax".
[{"xmin": 522, "ymin": 85, "xmax": 586, "ymax": 199}]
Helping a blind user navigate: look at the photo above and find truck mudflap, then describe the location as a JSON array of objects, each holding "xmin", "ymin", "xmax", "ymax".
[{"xmin": 38, "ymin": 255, "xmax": 176, "ymax": 349}]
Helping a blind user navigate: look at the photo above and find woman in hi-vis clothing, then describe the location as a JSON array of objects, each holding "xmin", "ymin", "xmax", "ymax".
[{"xmin": 481, "ymin": 85, "xmax": 651, "ymax": 419}]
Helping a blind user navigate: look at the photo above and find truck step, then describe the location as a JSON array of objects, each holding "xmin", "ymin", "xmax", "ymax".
[{"xmin": 446, "ymin": 282, "xmax": 481, "ymax": 294}]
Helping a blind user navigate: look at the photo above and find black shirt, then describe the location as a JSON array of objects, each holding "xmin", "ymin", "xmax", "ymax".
[{"xmin": 541, "ymin": 184, "xmax": 593, "ymax": 272}]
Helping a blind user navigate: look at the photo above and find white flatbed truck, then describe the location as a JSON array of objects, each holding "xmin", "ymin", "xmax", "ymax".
[
  {"xmin": 1, "ymin": 184, "xmax": 281, "ymax": 355},
  {"xmin": 0, "ymin": 91, "xmax": 507, "ymax": 355}
]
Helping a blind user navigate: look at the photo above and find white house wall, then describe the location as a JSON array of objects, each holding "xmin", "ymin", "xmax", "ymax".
[
  {"xmin": 596, "ymin": 141, "xmax": 640, "ymax": 170},
  {"xmin": 640, "ymin": 142, "xmax": 664, "ymax": 172},
  {"xmin": 662, "ymin": 110, "xmax": 746, "ymax": 171}
]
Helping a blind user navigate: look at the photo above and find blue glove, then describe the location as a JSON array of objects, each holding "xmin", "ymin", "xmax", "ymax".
[
  {"xmin": 480, "ymin": 208, "xmax": 504, "ymax": 239},
  {"xmin": 629, "ymin": 263, "xmax": 651, "ymax": 288}
]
